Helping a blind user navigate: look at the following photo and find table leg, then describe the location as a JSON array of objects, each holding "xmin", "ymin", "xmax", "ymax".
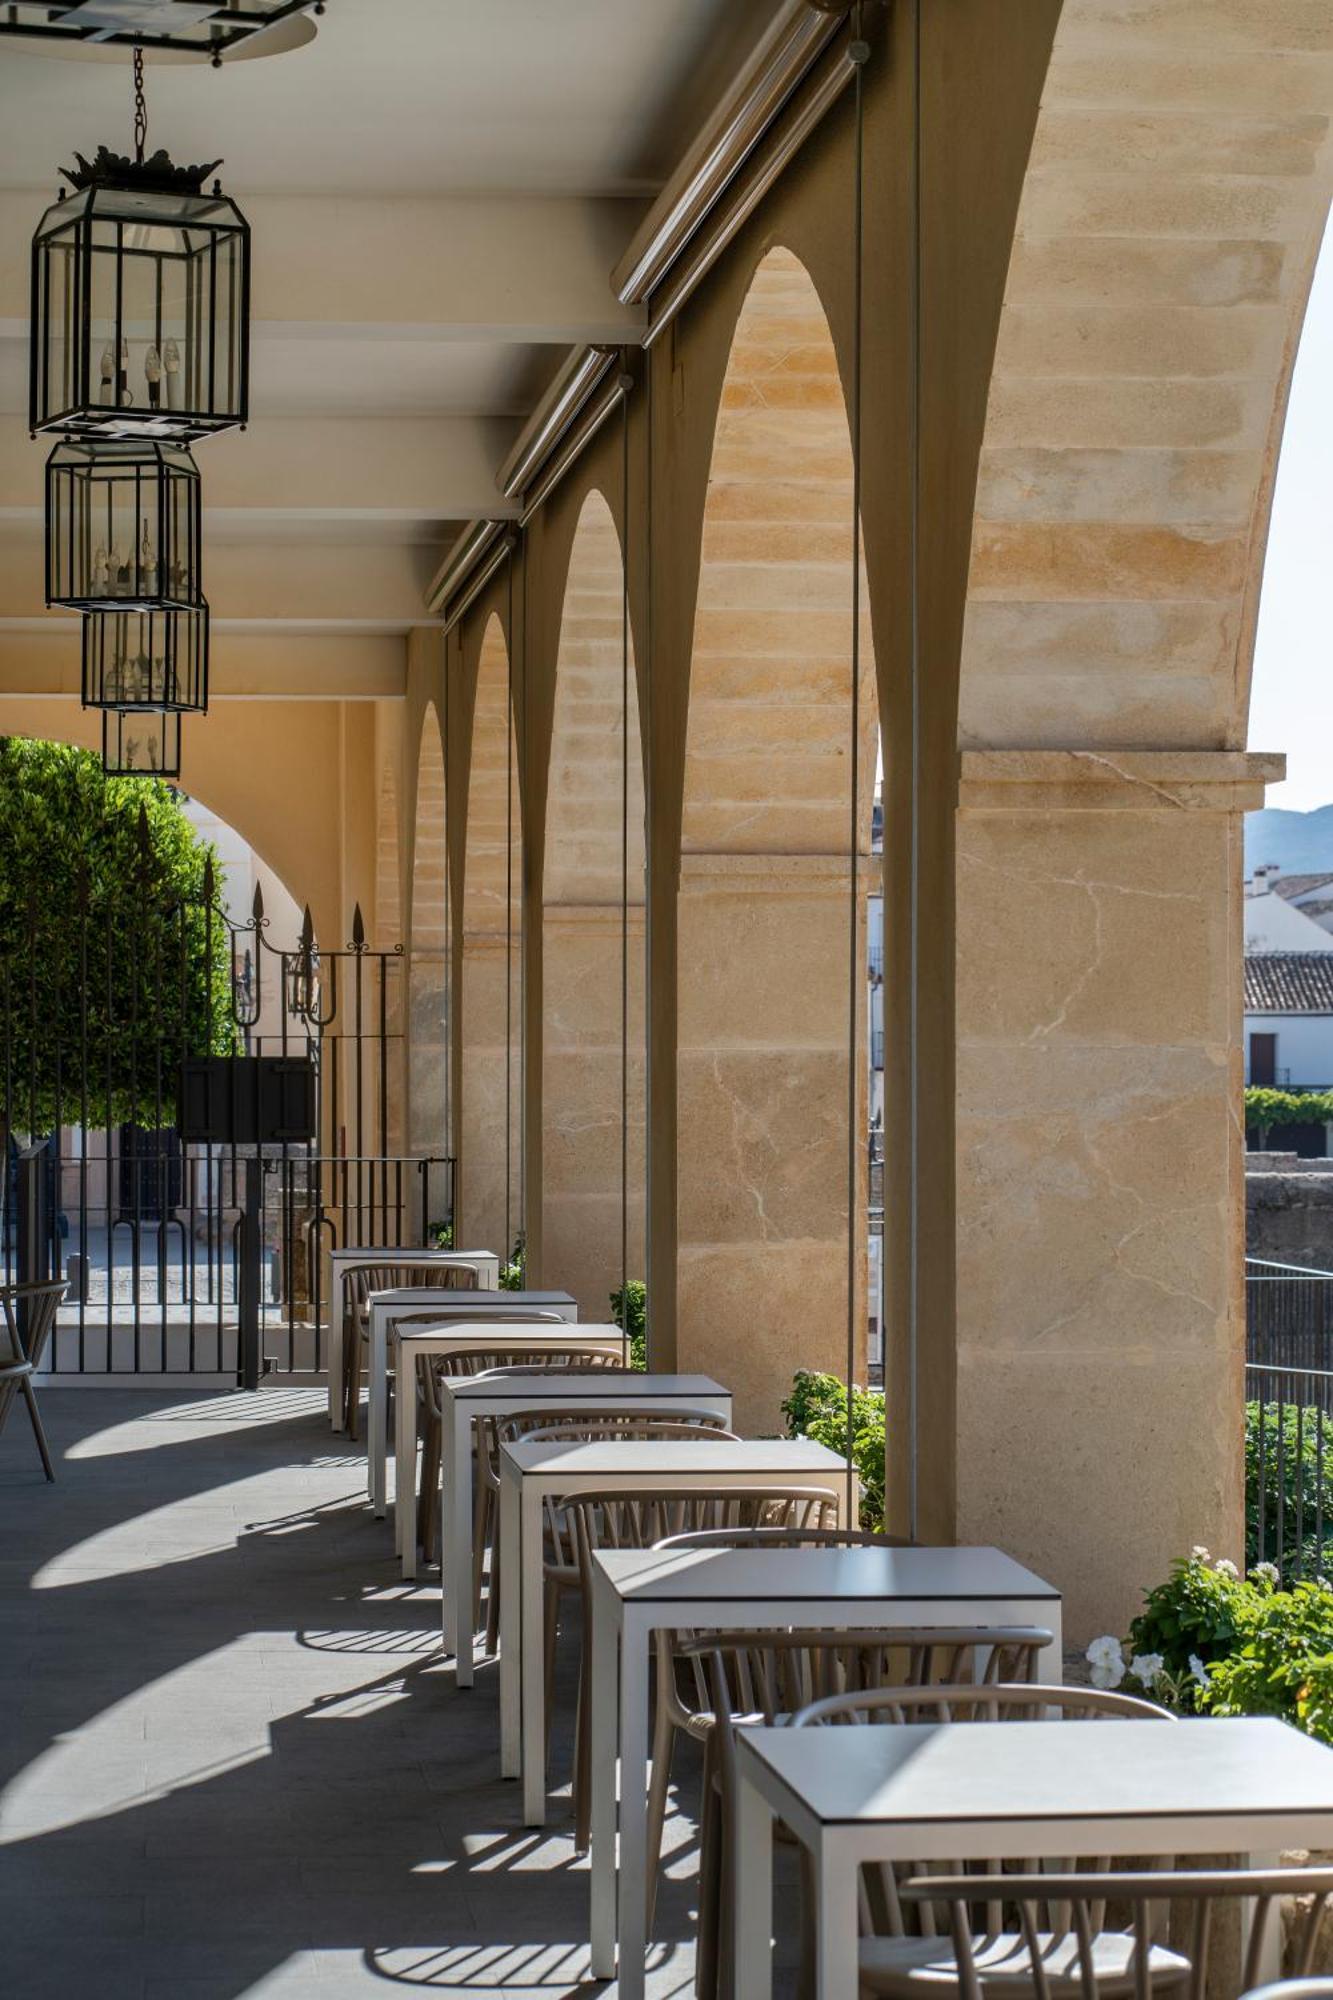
[
  {"xmin": 367, "ymin": 1317, "xmax": 387, "ymax": 1514},
  {"xmin": 328, "ymin": 1297, "xmax": 345, "ymax": 1431},
  {"xmin": 446, "ymin": 1411, "xmax": 475, "ymax": 1684},
  {"xmin": 734, "ymin": 1769, "xmax": 774, "ymax": 2000},
  {"xmin": 520, "ymin": 1482, "xmax": 547, "ymax": 1826},
  {"xmin": 398, "ymin": 1359, "xmax": 420, "ymax": 1579},
  {"xmin": 589, "ymin": 1576, "xmax": 618, "ymax": 1980},
  {"xmin": 614, "ymin": 1609, "xmax": 652, "ymax": 2000},
  {"xmin": 499, "ymin": 1473, "xmax": 521, "ymax": 1777},
  {"xmin": 815, "ymin": 1833, "xmax": 860, "ymax": 2000},
  {"xmin": 1245, "ymin": 1850, "xmax": 1282, "ymax": 1986}
]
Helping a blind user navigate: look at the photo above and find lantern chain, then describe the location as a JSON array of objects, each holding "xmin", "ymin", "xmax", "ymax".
[{"xmin": 132, "ymin": 44, "xmax": 148, "ymax": 166}]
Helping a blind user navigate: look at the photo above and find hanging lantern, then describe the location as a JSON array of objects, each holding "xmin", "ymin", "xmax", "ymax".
[
  {"xmin": 82, "ymin": 602, "xmax": 208, "ymax": 714},
  {"xmin": 46, "ymin": 439, "xmax": 202, "ymax": 611},
  {"xmin": 30, "ymin": 110, "xmax": 250, "ymax": 441},
  {"xmin": 102, "ymin": 707, "xmax": 182, "ymax": 781}
]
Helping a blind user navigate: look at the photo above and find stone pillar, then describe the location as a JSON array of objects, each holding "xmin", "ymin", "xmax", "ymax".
[
  {"xmin": 676, "ymin": 852, "xmax": 871, "ymax": 1435},
  {"xmin": 458, "ymin": 932, "xmax": 519, "ymax": 1260},
  {"xmin": 953, "ymin": 749, "xmax": 1281, "ymax": 1641},
  {"xmin": 541, "ymin": 903, "xmax": 645, "ymax": 1319}
]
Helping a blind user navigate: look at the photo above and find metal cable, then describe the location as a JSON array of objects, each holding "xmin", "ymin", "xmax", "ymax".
[
  {"xmin": 907, "ymin": 0, "xmax": 923, "ymax": 1541},
  {"xmin": 620, "ymin": 365, "xmax": 632, "ymax": 1370},
  {"xmin": 504, "ymin": 553, "xmax": 515, "ymax": 1264}
]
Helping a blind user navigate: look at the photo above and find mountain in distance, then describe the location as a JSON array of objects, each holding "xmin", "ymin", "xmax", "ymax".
[{"xmin": 1246, "ymin": 803, "xmax": 1333, "ymax": 878}]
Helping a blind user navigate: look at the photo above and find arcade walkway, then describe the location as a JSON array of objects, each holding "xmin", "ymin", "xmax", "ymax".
[{"xmin": 0, "ymin": 1391, "xmax": 719, "ymax": 1999}]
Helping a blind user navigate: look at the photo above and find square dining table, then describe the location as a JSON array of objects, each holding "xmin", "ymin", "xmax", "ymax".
[
  {"xmin": 363, "ymin": 1287, "xmax": 578, "ymax": 1520},
  {"xmin": 501, "ymin": 1435, "xmax": 851, "ymax": 1828},
  {"xmin": 731, "ymin": 1714, "xmax": 1333, "ymax": 1999},
  {"xmin": 393, "ymin": 1319, "xmax": 629, "ymax": 1580},
  {"xmin": 326, "ymin": 1246, "xmax": 500, "ymax": 1430},
  {"xmin": 587, "ymin": 1542, "xmax": 1062, "ymax": 1996},
  {"xmin": 439, "ymin": 1369, "xmax": 732, "ymax": 1683}
]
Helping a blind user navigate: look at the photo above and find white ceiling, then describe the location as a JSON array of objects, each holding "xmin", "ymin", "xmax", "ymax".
[
  {"xmin": 0, "ymin": 0, "xmax": 786, "ymax": 648},
  {"xmin": 0, "ymin": 0, "xmax": 778, "ymax": 195}
]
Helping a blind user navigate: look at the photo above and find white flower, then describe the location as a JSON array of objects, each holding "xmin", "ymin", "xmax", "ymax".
[
  {"xmin": 1188, "ymin": 1654, "xmax": 1210, "ymax": 1689},
  {"xmin": 1190, "ymin": 1546, "xmax": 1211, "ymax": 1564},
  {"xmin": 1214, "ymin": 1558, "xmax": 1239, "ymax": 1579},
  {"xmin": 1085, "ymin": 1635, "xmax": 1125, "ymax": 1690},
  {"xmin": 1128, "ymin": 1652, "xmax": 1165, "ymax": 1689},
  {"xmin": 1251, "ymin": 1562, "xmax": 1280, "ymax": 1586}
]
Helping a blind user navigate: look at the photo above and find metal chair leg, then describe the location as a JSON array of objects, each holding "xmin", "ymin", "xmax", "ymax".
[{"xmin": 19, "ymin": 1375, "xmax": 55, "ymax": 1482}]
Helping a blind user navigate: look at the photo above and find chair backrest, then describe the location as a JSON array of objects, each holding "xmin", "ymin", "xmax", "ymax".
[
  {"xmin": 897, "ymin": 1864, "xmax": 1333, "ymax": 1999},
  {"xmin": 792, "ymin": 1679, "xmax": 1172, "ymax": 1727},
  {"xmin": 787, "ymin": 1679, "xmax": 1171, "ymax": 1950},
  {"xmin": 0, "ymin": 1277, "xmax": 67, "ymax": 1372},
  {"xmin": 656, "ymin": 1524, "xmax": 914, "ymax": 1553},
  {"xmin": 414, "ymin": 1320, "xmax": 577, "ymax": 1414},
  {"xmin": 565, "ymin": 1485, "xmax": 840, "ymax": 1581},
  {"xmin": 346, "ymin": 1261, "xmax": 478, "ymax": 1313},
  {"xmin": 516, "ymin": 1412, "xmax": 739, "ymax": 1445}
]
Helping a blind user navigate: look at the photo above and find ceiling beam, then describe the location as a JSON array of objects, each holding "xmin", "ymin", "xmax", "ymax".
[
  {"xmin": 0, "ymin": 191, "xmax": 648, "ymax": 344},
  {"xmin": 0, "ymin": 414, "xmax": 519, "ymax": 522}
]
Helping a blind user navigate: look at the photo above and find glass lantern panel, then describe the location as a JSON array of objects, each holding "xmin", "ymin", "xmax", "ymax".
[
  {"xmin": 103, "ymin": 708, "xmax": 182, "ymax": 780},
  {"xmin": 37, "ymin": 221, "xmax": 80, "ymax": 423}
]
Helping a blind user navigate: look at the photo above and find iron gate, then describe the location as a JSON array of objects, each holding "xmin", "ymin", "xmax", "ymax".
[{"xmin": 1, "ymin": 820, "xmax": 450, "ymax": 1379}]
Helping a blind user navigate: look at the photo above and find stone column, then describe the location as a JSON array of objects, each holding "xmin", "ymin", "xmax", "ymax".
[
  {"xmin": 541, "ymin": 903, "xmax": 645, "ymax": 1319},
  {"xmin": 458, "ymin": 932, "xmax": 519, "ymax": 1260},
  {"xmin": 676, "ymin": 852, "xmax": 871, "ymax": 1435},
  {"xmin": 953, "ymin": 749, "xmax": 1281, "ymax": 1641}
]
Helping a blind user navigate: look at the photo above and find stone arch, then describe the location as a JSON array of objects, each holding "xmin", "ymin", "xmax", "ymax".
[
  {"xmin": 678, "ymin": 245, "xmax": 879, "ymax": 1432},
  {"xmin": 541, "ymin": 488, "xmax": 646, "ymax": 1317},
  {"xmin": 460, "ymin": 614, "xmax": 521, "ymax": 1258},
  {"xmin": 407, "ymin": 704, "xmax": 447, "ymax": 1166}
]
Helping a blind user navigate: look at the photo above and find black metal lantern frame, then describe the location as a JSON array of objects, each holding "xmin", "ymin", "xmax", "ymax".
[
  {"xmin": 82, "ymin": 602, "xmax": 208, "ymax": 715},
  {"xmin": 46, "ymin": 438, "xmax": 202, "ymax": 611},
  {"xmin": 102, "ymin": 707, "xmax": 182, "ymax": 781},
  {"xmin": 31, "ymin": 170, "xmax": 250, "ymax": 441}
]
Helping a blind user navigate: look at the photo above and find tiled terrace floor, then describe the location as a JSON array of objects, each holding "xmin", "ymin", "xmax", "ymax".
[{"xmin": 0, "ymin": 1387, "xmax": 721, "ymax": 1999}]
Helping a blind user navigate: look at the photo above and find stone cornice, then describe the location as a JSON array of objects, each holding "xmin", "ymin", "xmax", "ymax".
[{"xmin": 958, "ymin": 749, "xmax": 1285, "ymax": 814}]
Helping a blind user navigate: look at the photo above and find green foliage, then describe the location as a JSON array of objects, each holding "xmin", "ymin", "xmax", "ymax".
[
  {"xmin": 498, "ymin": 1233, "xmax": 526, "ymax": 1290},
  {"xmin": 1206, "ymin": 1584, "xmax": 1333, "ymax": 1744},
  {"xmin": 609, "ymin": 1279, "xmax": 647, "ymax": 1370},
  {"xmin": 0, "ymin": 737, "xmax": 235, "ymax": 1132},
  {"xmin": 1245, "ymin": 1086, "xmax": 1333, "ymax": 1132},
  {"xmin": 1103, "ymin": 1552, "xmax": 1333, "ymax": 1745},
  {"xmin": 1246, "ymin": 1401, "xmax": 1333, "ymax": 1581},
  {"xmin": 427, "ymin": 1219, "xmax": 454, "ymax": 1250},
  {"xmin": 782, "ymin": 1369, "xmax": 886, "ymax": 1530}
]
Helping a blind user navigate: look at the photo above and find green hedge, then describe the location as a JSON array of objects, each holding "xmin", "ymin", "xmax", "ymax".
[
  {"xmin": 782, "ymin": 1370, "xmax": 885, "ymax": 1529},
  {"xmin": 1245, "ymin": 1086, "xmax": 1333, "ymax": 1130}
]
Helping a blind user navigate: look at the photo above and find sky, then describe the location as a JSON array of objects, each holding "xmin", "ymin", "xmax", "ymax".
[{"xmin": 1247, "ymin": 210, "xmax": 1333, "ymax": 812}]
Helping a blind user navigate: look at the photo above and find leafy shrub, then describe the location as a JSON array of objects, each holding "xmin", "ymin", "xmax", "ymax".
[
  {"xmin": 498, "ymin": 1233, "xmax": 526, "ymax": 1290},
  {"xmin": 427, "ymin": 1219, "xmax": 453, "ymax": 1250},
  {"xmin": 609, "ymin": 1279, "xmax": 646, "ymax": 1370},
  {"xmin": 1091, "ymin": 1550, "xmax": 1333, "ymax": 1745},
  {"xmin": 1245, "ymin": 1086, "xmax": 1333, "ymax": 1132},
  {"xmin": 782, "ymin": 1369, "xmax": 885, "ymax": 1530}
]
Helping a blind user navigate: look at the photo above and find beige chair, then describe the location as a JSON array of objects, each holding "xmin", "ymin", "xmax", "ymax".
[
  {"xmin": 893, "ymin": 1865, "xmax": 1333, "ymax": 2000},
  {"xmin": 774, "ymin": 1683, "xmax": 1173, "ymax": 2000},
  {"xmin": 339, "ymin": 1260, "xmax": 478, "ymax": 1437},
  {"xmin": 562, "ymin": 1486, "xmax": 843, "ymax": 1854},
  {"xmin": 683, "ymin": 1630, "xmax": 1058, "ymax": 1996},
  {"xmin": 414, "ymin": 1342, "xmax": 619, "ymax": 1572},
  {"xmin": 0, "ymin": 1278, "xmax": 65, "ymax": 1482}
]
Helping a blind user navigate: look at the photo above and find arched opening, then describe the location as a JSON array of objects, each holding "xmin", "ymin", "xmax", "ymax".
[
  {"xmin": 460, "ymin": 614, "xmax": 522, "ymax": 1259},
  {"xmin": 678, "ymin": 246, "xmax": 879, "ymax": 1432},
  {"xmin": 541, "ymin": 490, "xmax": 645, "ymax": 1318},
  {"xmin": 408, "ymin": 707, "xmax": 448, "ymax": 1173}
]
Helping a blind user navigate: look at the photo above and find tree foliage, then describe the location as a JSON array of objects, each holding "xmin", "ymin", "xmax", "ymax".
[
  {"xmin": 0, "ymin": 737, "xmax": 236, "ymax": 1133},
  {"xmin": 1246, "ymin": 1086, "xmax": 1333, "ymax": 1131}
]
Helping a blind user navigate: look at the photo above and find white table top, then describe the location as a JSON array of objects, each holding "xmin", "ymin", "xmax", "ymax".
[
  {"xmin": 332, "ymin": 1246, "xmax": 495, "ymax": 1265},
  {"xmin": 503, "ymin": 1436, "xmax": 847, "ymax": 1478},
  {"xmin": 592, "ymin": 1543, "xmax": 1060, "ymax": 1607},
  {"xmin": 370, "ymin": 1287, "xmax": 576, "ymax": 1311},
  {"xmin": 737, "ymin": 1717, "xmax": 1333, "ymax": 1831},
  {"xmin": 444, "ymin": 1370, "xmax": 726, "ymax": 1404}
]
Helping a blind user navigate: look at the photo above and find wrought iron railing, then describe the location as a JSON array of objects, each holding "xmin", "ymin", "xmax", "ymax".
[{"xmin": 1246, "ymin": 1258, "xmax": 1333, "ymax": 1578}]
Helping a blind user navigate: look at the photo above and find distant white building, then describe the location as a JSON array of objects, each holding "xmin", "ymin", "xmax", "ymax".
[
  {"xmin": 1245, "ymin": 953, "xmax": 1333, "ymax": 1102},
  {"xmin": 1244, "ymin": 869, "xmax": 1333, "ymax": 953}
]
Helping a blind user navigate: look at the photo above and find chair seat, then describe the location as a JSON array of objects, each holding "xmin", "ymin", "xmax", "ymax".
[{"xmin": 859, "ymin": 1930, "xmax": 1192, "ymax": 1998}]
